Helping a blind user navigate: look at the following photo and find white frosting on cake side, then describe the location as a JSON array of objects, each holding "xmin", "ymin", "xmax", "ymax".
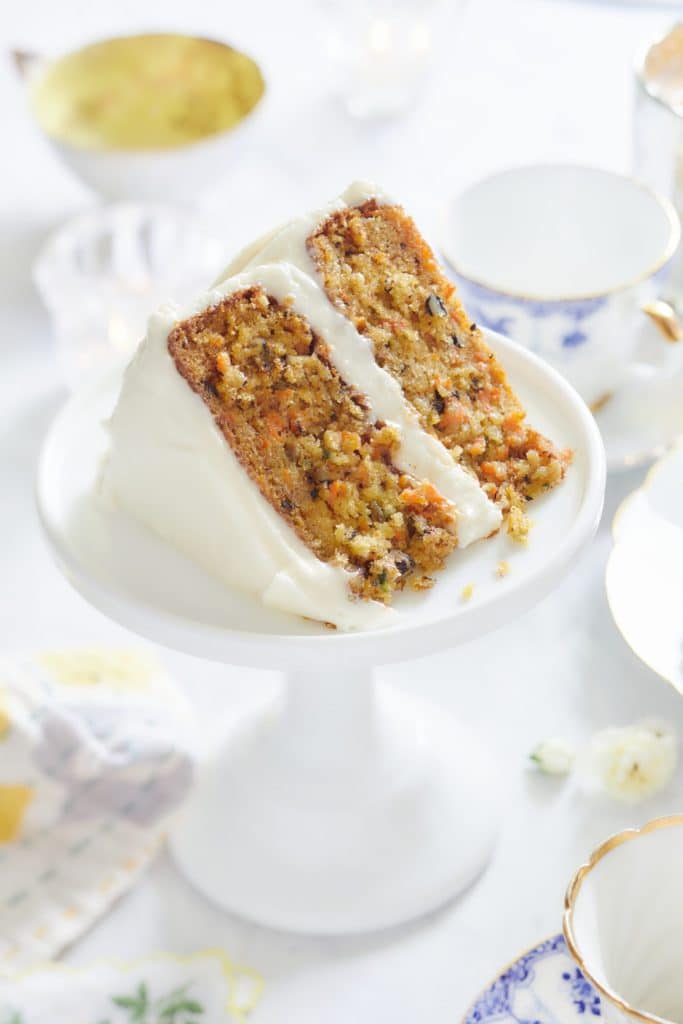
[{"xmin": 103, "ymin": 298, "xmax": 396, "ymax": 632}]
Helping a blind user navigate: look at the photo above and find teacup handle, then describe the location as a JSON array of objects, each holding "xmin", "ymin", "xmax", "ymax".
[
  {"xmin": 642, "ymin": 299, "xmax": 683, "ymax": 344},
  {"xmin": 622, "ymin": 298, "xmax": 683, "ymax": 394},
  {"xmin": 603, "ymin": 299, "xmax": 683, "ymax": 411}
]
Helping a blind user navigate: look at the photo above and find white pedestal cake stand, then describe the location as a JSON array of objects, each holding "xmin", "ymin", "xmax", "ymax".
[{"xmin": 36, "ymin": 330, "xmax": 605, "ymax": 935}]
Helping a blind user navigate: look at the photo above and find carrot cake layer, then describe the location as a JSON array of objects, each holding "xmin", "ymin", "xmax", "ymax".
[
  {"xmin": 307, "ymin": 199, "xmax": 572, "ymax": 538},
  {"xmin": 104, "ymin": 261, "xmax": 500, "ymax": 630},
  {"xmin": 167, "ymin": 285, "xmax": 460, "ymax": 603}
]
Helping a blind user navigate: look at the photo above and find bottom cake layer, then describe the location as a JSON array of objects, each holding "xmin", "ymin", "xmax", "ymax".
[{"xmin": 168, "ymin": 285, "xmax": 461, "ymax": 603}]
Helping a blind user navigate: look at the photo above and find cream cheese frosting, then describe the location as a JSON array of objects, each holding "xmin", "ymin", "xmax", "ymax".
[
  {"xmin": 102, "ymin": 287, "xmax": 395, "ymax": 632},
  {"xmin": 103, "ymin": 183, "xmax": 501, "ymax": 631},
  {"xmin": 214, "ymin": 182, "xmax": 395, "ymax": 283}
]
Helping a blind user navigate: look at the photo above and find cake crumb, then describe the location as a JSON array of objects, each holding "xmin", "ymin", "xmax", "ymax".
[
  {"xmin": 496, "ymin": 560, "xmax": 510, "ymax": 579},
  {"xmin": 505, "ymin": 504, "xmax": 531, "ymax": 544},
  {"xmin": 460, "ymin": 583, "xmax": 475, "ymax": 602}
]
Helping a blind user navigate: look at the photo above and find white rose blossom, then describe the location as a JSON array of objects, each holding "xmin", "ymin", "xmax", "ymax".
[
  {"xmin": 529, "ymin": 737, "xmax": 576, "ymax": 776},
  {"xmin": 582, "ymin": 719, "xmax": 677, "ymax": 803}
]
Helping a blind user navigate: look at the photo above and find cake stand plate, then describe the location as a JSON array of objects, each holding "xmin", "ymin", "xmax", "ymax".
[{"xmin": 36, "ymin": 330, "xmax": 605, "ymax": 934}]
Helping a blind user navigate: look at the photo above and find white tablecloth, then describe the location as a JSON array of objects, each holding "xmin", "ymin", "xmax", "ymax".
[{"xmin": 3, "ymin": 1, "xmax": 683, "ymax": 1019}]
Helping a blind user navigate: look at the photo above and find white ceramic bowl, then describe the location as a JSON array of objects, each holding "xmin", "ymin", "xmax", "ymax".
[
  {"xmin": 18, "ymin": 40, "xmax": 266, "ymax": 202},
  {"xmin": 564, "ymin": 817, "xmax": 683, "ymax": 1024},
  {"xmin": 43, "ymin": 113, "xmax": 266, "ymax": 202}
]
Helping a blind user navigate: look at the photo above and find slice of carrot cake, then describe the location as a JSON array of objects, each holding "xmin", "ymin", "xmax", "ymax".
[
  {"xmin": 221, "ymin": 182, "xmax": 572, "ymax": 540},
  {"xmin": 103, "ymin": 183, "xmax": 570, "ymax": 631}
]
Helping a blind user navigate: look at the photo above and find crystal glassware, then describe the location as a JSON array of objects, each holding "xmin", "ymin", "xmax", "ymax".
[{"xmin": 34, "ymin": 204, "xmax": 224, "ymax": 390}]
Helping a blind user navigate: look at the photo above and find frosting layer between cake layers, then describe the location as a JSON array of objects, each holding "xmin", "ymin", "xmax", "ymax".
[
  {"xmin": 214, "ymin": 182, "xmax": 502, "ymax": 548},
  {"xmin": 104, "ymin": 276, "xmax": 392, "ymax": 631},
  {"xmin": 104, "ymin": 184, "xmax": 501, "ymax": 631}
]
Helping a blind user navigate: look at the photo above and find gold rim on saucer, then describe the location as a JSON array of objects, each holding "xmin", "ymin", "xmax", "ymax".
[
  {"xmin": 563, "ymin": 815, "xmax": 683, "ymax": 1024},
  {"xmin": 606, "ymin": 441, "xmax": 683, "ymax": 695}
]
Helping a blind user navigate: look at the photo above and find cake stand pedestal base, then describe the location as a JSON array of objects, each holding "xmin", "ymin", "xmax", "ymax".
[{"xmin": 170, "ymin": 668, "xmax": 500, "ymax": 935}]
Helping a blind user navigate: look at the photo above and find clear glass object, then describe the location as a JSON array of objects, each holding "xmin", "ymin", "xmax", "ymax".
[
  {"xmin": 34, "ymin": 204, "xmax": 224, "ymax": 390},
  {"xmin": 634, "ymin": 22, "xmax": 683, "ymax": 308},
  {"xmin": 320, "ymin": 0, "xmax": 456, "ymax": 119}
]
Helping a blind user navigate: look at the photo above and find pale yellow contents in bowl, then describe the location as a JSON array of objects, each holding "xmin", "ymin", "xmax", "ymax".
[{"xmin": 30, "ymin": 33, "xmax": 265, "ymax": 151}]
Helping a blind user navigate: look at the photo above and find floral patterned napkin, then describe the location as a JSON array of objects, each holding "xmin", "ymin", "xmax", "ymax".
[
  {"xmin": 0, "ymin": 649, "xmax": 195, "ymax": 971},
  {"xmin": 0, "ymin": 950, "xmax": 262, "ymax": 1023}
]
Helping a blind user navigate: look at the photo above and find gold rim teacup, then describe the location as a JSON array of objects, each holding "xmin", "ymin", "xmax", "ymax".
[{"xmin": 564, "ymin": 815, "xmax": 683, "ymax": 1024}]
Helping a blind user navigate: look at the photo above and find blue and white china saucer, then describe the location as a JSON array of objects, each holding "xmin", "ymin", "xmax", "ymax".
[{"xmin": 463, "ymin": 935, "xmax": 602, "ymax": 1024}]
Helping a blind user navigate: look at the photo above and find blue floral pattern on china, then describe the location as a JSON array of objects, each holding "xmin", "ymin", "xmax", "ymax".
[
  {"xmin": 561, "ymin": 968, "xmax": 601, "ymax": 1017},
  {"xmin": 442, "ymin": 230, "xmax": 679, "ymax": 408},
  {"xmin": 457, "ymin": 276, "xmax": 608, "ymax": 322},
  {"xmin": 463, "ymin": 935, "xmax": 602, "ymax": 1024},
  {"xmin": 454, "ymin": 278, "xmax": 607, "ymax": 351},
  {"xmin": 446, "ymin": 264, "xmax": 612, "ymax": 381}
]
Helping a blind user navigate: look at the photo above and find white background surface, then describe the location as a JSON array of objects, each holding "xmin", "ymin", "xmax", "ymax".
[{"xmin": 3, "ymin": 0, "xmax": 683, "ymax": 1019}]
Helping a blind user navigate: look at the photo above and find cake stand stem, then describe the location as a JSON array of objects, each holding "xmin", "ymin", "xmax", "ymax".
[
  {"xmin": 170, "ymin": 662, "xmax": 501, "ymax": 934},
  {"xmin": 281, "ymin": 666, "xmax": 378, "ymax": 768}
]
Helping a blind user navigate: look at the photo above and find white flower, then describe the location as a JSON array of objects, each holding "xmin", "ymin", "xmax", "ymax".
[
  {"xmin": 530, "ymin": 737, "xmax": 576, "ymax": 775},
  {"xmin": 583, "ymin": 719, "xmax": 677, "ymax": 802}
]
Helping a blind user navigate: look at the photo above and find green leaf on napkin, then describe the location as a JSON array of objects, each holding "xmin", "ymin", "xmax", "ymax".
[{"xmin": 111, "ymin": 980, "xmax": 203, "ymax": 1023}]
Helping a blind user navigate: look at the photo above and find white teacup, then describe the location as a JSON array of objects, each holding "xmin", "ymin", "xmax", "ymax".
[
  {"xmin": 564, "ymin": 815, "xmax": 683, "ymax": 1024},
  {"xmin": 442, "ymin": 165, "xmax": 683, "ymax": 408}
]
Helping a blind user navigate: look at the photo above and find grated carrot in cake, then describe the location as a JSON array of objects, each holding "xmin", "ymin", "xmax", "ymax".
[
  {"xmin": 308, "ymin": 199, "xmax": 572, "ymax": 537},
  {"xmin": 168, "ymin": 286, "xmax": 461, "ymax": 604}
]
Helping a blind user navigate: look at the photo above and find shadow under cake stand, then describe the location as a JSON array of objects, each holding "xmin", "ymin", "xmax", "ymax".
[{"xmin": 36, "ymin": 330, "xmax": 605, "ymax": 935}]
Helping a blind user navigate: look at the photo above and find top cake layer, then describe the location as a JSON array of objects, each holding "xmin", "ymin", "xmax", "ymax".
[
  {"xmin": 104, "ymin": 183, "xmax": 570, "ymax": 631},
  {"xmin": 219, "ymin": 182, "xmax": 570, "ymax": 538}
]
